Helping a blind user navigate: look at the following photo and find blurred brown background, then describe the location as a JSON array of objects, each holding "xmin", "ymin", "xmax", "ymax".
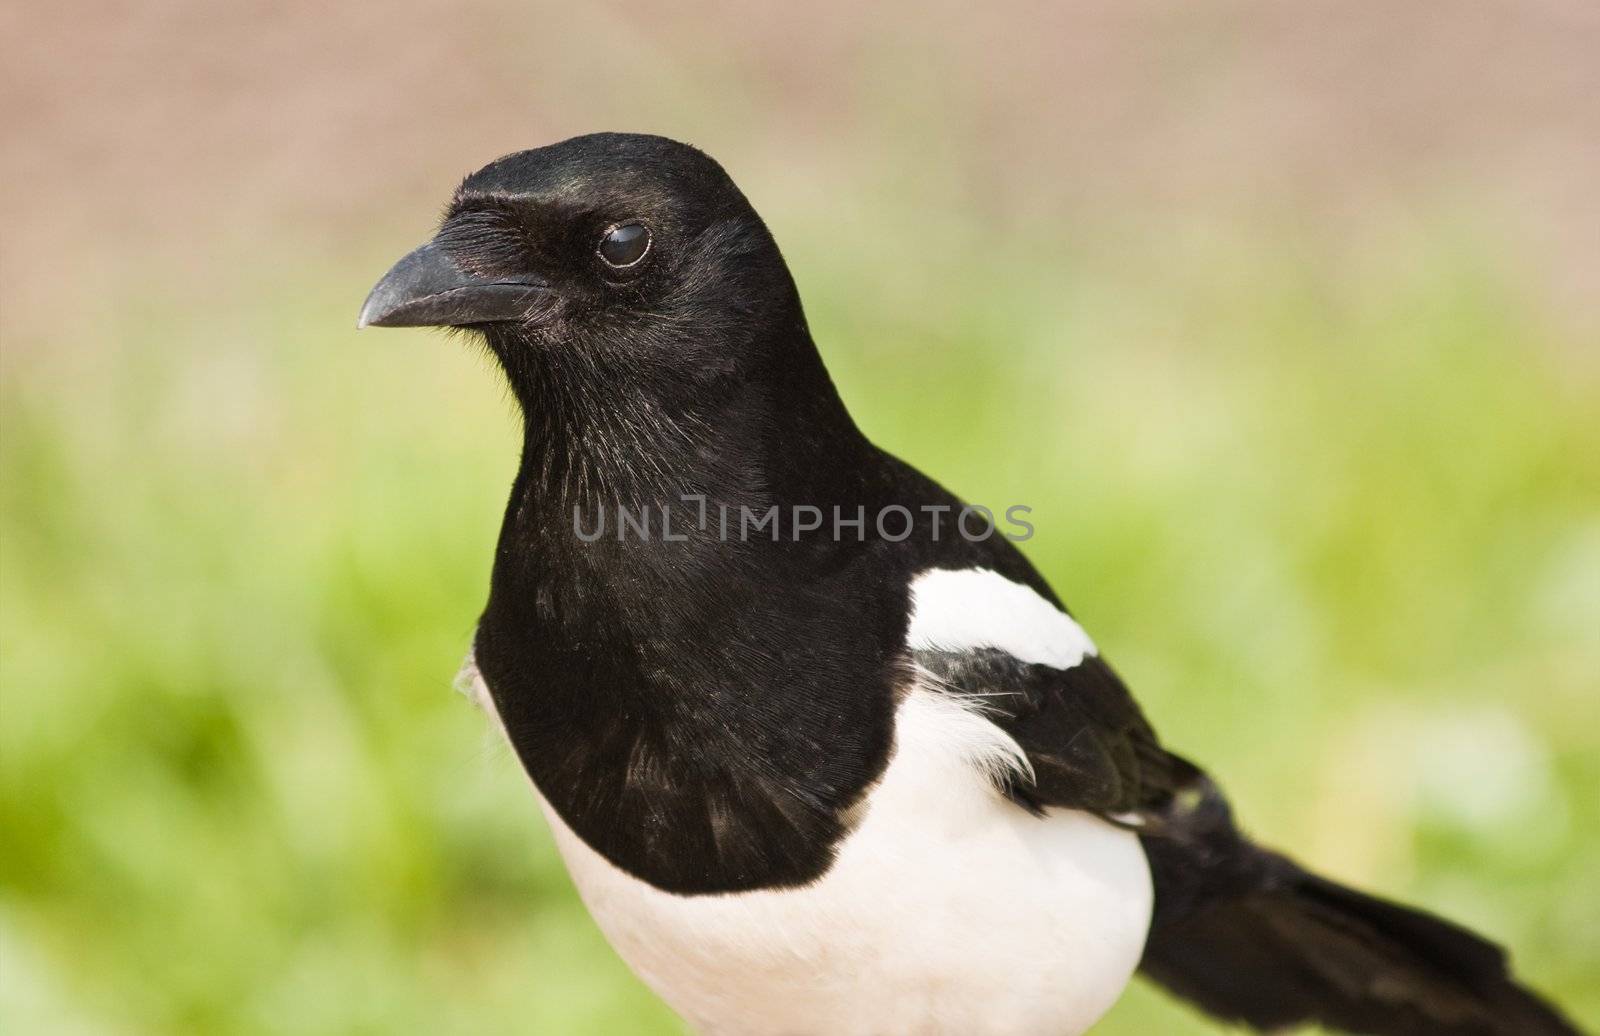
[{"xmin": 6, "ymin": 2, "xmax": 1599, "ymax": 340}]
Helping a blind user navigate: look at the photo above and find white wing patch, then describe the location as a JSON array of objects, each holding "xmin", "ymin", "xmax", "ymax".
[{"xmin": 907, "ymin": 567, "xmax": 1098, "ymax": 669}]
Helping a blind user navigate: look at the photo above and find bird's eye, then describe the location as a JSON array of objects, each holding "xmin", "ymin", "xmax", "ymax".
[{"xmin": 598, "ymin": 222, "xmax": 651, "ymax": 268}]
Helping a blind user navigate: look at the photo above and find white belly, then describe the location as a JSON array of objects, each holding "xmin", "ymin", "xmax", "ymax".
[{"xmin": 535, "ymin": 689, "xmax": 1153, "ymax": 1036}]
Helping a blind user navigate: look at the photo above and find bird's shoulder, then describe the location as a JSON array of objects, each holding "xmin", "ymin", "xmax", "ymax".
[{"xmin": 859, "ymin": 448, "xmax": 1196, "ymax": 819}]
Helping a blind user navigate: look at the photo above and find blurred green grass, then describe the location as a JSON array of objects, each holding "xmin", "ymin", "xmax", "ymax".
[{"xmin": 2, "ymin": 220, "xmax": 1597, "ymax": 1034}]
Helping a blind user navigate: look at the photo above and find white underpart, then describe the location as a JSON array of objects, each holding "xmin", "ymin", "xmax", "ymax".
[{"xmin": 457, "ymin": 567, "xmax": 1151, "ymax": 1036}]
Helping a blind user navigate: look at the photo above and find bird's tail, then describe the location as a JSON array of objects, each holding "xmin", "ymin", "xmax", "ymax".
[{"xmin": 1136, "ymin": 770, "xmax": 1579, "ymax": 1036}]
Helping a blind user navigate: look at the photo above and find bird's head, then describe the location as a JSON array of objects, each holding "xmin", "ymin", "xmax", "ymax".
[{"xmin": 359, "ymin": 133, "xmax": 810, "ymax": 418}]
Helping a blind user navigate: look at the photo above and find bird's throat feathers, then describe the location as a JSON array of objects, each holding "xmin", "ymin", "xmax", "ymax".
[{"xmin": 482, "ymin": 298, "xmax": 867, "ymax": 550}]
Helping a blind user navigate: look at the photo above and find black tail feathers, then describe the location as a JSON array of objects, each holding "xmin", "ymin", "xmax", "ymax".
[{"xmin": 1137, "ymin": 774, "xmax": 1579, "ymax": 1036}]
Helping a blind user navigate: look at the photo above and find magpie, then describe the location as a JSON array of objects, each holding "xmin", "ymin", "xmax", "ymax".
[{"xmin": 359, "ymin": 133, "xmax": 1577, "ymax": 1036}]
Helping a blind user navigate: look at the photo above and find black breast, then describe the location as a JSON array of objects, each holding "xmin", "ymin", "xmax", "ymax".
[{"xmin": 474, "ymin": 529, "xmax": 906, "ymax": 894}]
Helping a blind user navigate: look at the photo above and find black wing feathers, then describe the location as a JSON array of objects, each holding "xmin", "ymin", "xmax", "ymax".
[{"xmin": 914, "ymin": 647, "xmax": 1193, "ymax": 818}]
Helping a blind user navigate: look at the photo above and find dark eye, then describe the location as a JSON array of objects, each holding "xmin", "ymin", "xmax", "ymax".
[{"xmin": 598, "ymin": 222, "xmax": 651, "ymax": 268}]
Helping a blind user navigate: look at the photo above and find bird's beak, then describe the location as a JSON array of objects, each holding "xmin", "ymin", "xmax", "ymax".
[{"xmin": 357, "ymin": 241, "xmax": 549, "ymax": 329}]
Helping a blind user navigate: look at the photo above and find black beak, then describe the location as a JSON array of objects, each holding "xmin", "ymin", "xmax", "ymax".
[{"xmin": 357, "ymin": 241, "xmax": 549, "ymax": 329}]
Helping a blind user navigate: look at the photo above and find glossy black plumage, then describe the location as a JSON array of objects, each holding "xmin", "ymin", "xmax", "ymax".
[{"xmin": 364, "ymin": 133, "xmax": 1578, "ymax": 1035}]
